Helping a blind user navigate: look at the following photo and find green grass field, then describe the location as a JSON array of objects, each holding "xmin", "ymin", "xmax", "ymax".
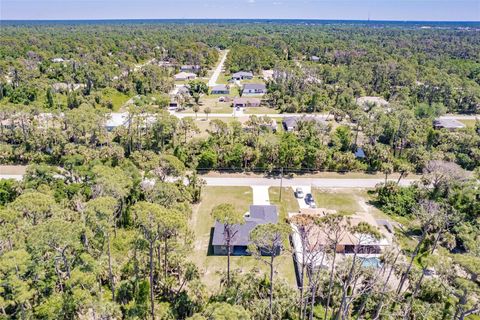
[
  {"xmin": 311, "ymin": 189, "xmax": 363, "ymax": 214},
  {"xmin": 459, "ymin": 119, "xmax": 478, "ymax": 128},
  {"xmin": 189, "ymin": 186, "xmax": 297, "ymax": 290},
  {"xmin": 269, "ymin": 187, "xmax": 300, "ymax": 222},
  {"xmin": 244, "ymin": 107, "xmax": 280, "ymax": 115}
]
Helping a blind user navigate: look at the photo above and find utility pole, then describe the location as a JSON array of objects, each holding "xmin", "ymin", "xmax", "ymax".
[{"xmin": 279, "ymin": 167, "xmax": 283, "ymax": 202}]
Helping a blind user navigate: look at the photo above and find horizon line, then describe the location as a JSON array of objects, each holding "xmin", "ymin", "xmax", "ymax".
[{"xmin": 1, "ymin": 18, "xmax": 479, "ymax": 23}]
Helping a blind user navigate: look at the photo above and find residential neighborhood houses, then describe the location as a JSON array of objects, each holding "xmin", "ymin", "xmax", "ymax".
[
  {"xmin": 231, "ymin": 71, "xmax": 254, "ymax": 81},
  {"xmin": 289, "ymin": 208, "xmax": 392, "ymax": 270},
  {"xmin": 243, "ymin": 83, "xmax": 267, "ymax": 95},
  {"xmin": 174, "ymin": 71, "xmax": 197, "ymax": 81},
  {"xmin": 210, "ymin": 84, "xmax": 230, "ymax": 95},
  {"xmin": 282, "ymin": 115, "xmax": 328, "ymax": 132},
  {"xmin": 180, "ymin": 64, "xmax": 201, "ymax": 73},
  {"xmin": 233, "ymin": 97, "xmax": 261, "ymax": 108}
]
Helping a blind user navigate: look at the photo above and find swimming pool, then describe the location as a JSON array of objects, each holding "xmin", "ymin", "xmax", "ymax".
[{"xmin": 361, "ymin": 257, "xmax": 382, "ymax": 268}]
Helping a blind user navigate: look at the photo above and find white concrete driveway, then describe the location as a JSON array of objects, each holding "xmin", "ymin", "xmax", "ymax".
[
  {"xmin": 251, "ymin": 186, "xmax": 271, "ymax": 205},
  {"xmin": 292, "ymin": 185, "xmax": 311, "ymax": 208}
]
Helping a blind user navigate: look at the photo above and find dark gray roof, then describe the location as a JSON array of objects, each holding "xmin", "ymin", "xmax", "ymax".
[
  {"xmin": 211, "ymin": 84, "xmax": 229, "ymax": 91},
  {"xmin": 282, "ymin": 116, "xmax": 326, "ymax": 130},
  {"xmin": 232, "ymin": 71, "xmax": 253, "ymax": 77},
  {"xmin": 433, "ymin": 118, "xmax": 465, "ymax": 129},
  {"xmin": 212, "ymin": 205, "xmax": 278, "ymax": 246},
  {"xmin": 243, "ymin": 83, "xmax": 266, "ymax": 91}
]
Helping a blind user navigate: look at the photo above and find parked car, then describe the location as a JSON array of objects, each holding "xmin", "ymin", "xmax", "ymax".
[
  {"xmin": 305, "ymin": 193, "xmax": 316, "ymax": 207},
  {"xmin": 305, "ymin": 193, "xmax": 314, "ymax": 204},
  {"xmin": 295, "ymin": 187, "xmax": 304, "ymax": 198}
]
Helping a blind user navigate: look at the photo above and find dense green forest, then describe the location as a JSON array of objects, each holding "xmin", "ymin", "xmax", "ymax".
[{"xmin": 0, "ymin": 22, "xmax": 479, "ymax": 319}]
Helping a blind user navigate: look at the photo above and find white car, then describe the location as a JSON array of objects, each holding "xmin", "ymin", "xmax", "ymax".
[{"xmin": 295, "ymin": 187, "xmax": 304, "ymax": 199}]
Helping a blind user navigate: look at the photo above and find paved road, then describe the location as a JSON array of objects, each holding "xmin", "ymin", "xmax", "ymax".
[
  {"xmin": 203, "ymin": 177, "xmax": 414, "ymax": 188},
  {"xmin": 0, "ymin": 170, "xmax": 415, "ymax": 188},
  {"xmin": 208, "ymin": 50, "xmax": 229, "ymax": 87}
]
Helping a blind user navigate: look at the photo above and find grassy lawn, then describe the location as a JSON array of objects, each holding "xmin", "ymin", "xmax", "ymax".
[
  {"xmin": 189, "ymin": 186, "xmax": 297, "ymax": 290},
  {"xmin": 216, "ymin": 73, "xmax": 230, "ymax": 85},
  {"xmin": 311, "ymin": 188, "xmax": 363, "ymax": 215},
  {"xmin": 244, "ymin": 107, "xmax": 280, "ymax": 115},
  {"xmin": 459, "ymin": 119, "xmax": 478, "ymax": 128},
  {"xmin": 179, "ymin": 99, "xmax": 233, "ymax": 114},
  {"xmin": 98, "ymin": 88, "xmax": 132, "ymax": 111},
  {"xmin": 269, "ymin": 187, "xmax": 300, "ymax": 222},
  {"xmin": 241, "ymin": 76, "xmax": 266, "ymax": 84}
]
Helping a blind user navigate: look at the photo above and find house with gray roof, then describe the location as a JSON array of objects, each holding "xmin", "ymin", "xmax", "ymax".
[
  {"xmin": 212, "ymin": 205, "xmax": 279, "ymax": 256},
  {"xmin": 233, "ymin": 97, "xmax": 261, "ymax": 108},
  {"xmin": 433, "ymin": 118, "xmax": 466, "ymax": 131},
  {"xmin": 232, "ymin": 71, "xmax": 254, "ymax": 81},
  {"xmin": 211, "ymin": 84, "xmax": 230, "ymax": 95},
  {"xmin": 243, "ymin": 83, "xmax": 267, "ymax": 95},
  {"xmin": 180, "ymin": 65, "xmax": 201, "ymax": 73},
  {"xmin": 282, "ymin": 116, "xmax": 327, "ymax": 132}
]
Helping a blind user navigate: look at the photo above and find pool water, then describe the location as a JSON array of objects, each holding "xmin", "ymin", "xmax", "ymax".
[{"xmin": 361, "ymin": 257, "xmax": 382, "ymax": 268}]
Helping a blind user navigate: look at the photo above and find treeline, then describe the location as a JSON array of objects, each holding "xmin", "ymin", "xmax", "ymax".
[
  {"xmin": 1, "ymin": 102, "xmax": 479, "ymax": 173},
  {"xmin": 0, "ymin": 24, "xmax": 219, "ymax": 109}
]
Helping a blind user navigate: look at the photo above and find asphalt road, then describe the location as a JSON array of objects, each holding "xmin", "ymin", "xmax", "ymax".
[
  {"xmin": 202, "ymin": 177, "xmax": 414, "ymax": 188},
  {"xmin": 0, "ymin": 170, "xmax": 415, "ymax": 188}
]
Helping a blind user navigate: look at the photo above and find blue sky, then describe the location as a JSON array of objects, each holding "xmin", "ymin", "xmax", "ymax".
[{"xmin": 1, "ymin": 0, "xmax": 479, "ymax": 21}]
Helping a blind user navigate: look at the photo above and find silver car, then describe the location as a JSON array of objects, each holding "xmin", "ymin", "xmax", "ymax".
[{"xmin": 295, "ymin": 187, "xmax": 304, "ymax": 199}]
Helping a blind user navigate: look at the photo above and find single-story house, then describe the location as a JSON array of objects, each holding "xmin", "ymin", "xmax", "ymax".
[
  {"xmin": 282, "ymin": 116, "xmax": 327, "ymax": 132},
  {"xmin": 289, "ymin": 208, "xmax": 391, "ymax": 269},
  {"xmin": 211, "ymin": 84, "xmax": 230, "ymax": 95},
  {"xmin": 105, "ymin": 113, "xmax": 130, "ymax": 131},
  {"xmin": 356, "ymin": 96, "xmax": 389, "ymax": 110},
  {"xmin": 233, "ymin": 97, "xmax": 261, "ymax": 108},
  {"xmin": 433, "ymin": 118, "xmax": 466, "ymax": 131},
  {"xmin": 243, "ymin": 83, "xmax": 267, "ymax": 95},
  {"xmin": 180, "ymin": 65, "xmax": 201, "ymax": 72},
  {"xmin": 310, "ymin": 55, "xmax": 320, "ymax": 62},
  {"xmin": 174, "ymin": 72, "xmax": 197, "ymax": 81},
  {"xmin": 232, "ymin": 71, "xmax": 254, "ymax": 81},
  {"xmin": 212, "ymin": 205, "xmax": 279, "ymax": 256}
]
